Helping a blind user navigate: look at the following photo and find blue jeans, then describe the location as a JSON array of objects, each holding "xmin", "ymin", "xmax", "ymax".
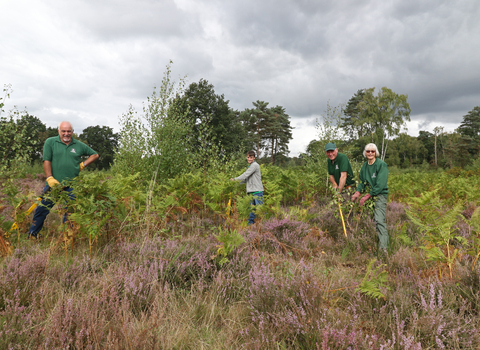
[
  {"xmin": 28, "ymin": 185, "xmax": 76, "ymax": 237},
  {"xmin": 248, "ymin": 192, "xmax": 263, "ymax": 225}
]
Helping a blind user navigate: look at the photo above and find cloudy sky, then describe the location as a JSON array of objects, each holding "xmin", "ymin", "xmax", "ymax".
[{"xmin": 1, "ymin": 0, "xmax": 479, "ymax": 156}]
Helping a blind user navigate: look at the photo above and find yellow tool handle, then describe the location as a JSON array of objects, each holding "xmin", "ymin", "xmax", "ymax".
[
  {"xmin": 338, "ymin": 202, "xmax": 348, "ymax": 238},
  {"xmin": 10, "ymin": 197, "xmax": 42, "ymax": 232}
]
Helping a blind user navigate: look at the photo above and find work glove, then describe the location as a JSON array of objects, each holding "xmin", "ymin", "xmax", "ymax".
[
  {"xmin": 351, "ymin": 191, "xmax": 361, "ymax": 202},
  {"xmin": 46, "ymin": 176, "xmax": 60, "ymax": 188},
  {"xmin": 80, "ymin": 162, "xmax": 86, "ymax": 171},
  {"xmin": 359, "ymin": 194, "xmax": 371, "ymax": 206}
]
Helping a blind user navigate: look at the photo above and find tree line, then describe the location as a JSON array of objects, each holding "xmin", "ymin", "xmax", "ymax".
[
  {"xmin": 0, "ymin": 68, "xmax": 294, "ymax": 175},
  {"xmin": 304, "ymin": 87, "xmax": 480, "ymax": 170},
  {"xmin": 3, "ymin": 66, "xmax": 480, "ymax": 176}
]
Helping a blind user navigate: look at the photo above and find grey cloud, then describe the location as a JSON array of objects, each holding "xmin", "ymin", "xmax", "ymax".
[
  {"xmin": 202, "ymin": 0, "xmax": 479, "ymax": 123},
  {"xmin": 417, "ymin": 119, "xmax": 433, "ymax": 130},
  {"xmin": 215, "ymin": 0, "xmax": 333, "ymax": 56},
  {"xmin": 47, "ymin": 0, "xmax": 201, "ymax": 41}
]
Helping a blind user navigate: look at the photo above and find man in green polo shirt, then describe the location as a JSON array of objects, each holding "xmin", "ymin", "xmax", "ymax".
[
  {"xmin": 28, "ymin": 121, "xmax": 99, "ymax": 238},
  {"xmin": 325, "ymin": 142, "xmax": 356, "ymax": 195}
]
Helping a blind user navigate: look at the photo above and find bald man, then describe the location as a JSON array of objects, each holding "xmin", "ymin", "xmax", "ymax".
[{"xmin": 28, "ymin": 121, "xmax": 99, "ymax": 238}]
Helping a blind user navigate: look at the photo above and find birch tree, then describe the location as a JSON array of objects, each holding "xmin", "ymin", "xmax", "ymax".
[{"xmin": 357, "ymin": 87, "xmax": 411, "ymax": 160}]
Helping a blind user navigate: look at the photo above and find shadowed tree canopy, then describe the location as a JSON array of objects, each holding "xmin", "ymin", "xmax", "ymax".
[
  {"xmin": 239, "ymin": 101, "xmax": 293, "ymax": 164},
  {"xmin": 457, "ymin": 106, "xmax": 480, "ymax": 156},
  {"xmin": 264, "ymin": 105, "xmax": 293, "ymax": 164},
  {"xmin": 386, "ymin": 133, "xmax": 428, "ymax": 168},
  {"xmin": 342, "ymin": 89, "xmax": 367, "ymax": 139},
  {"xmin": 417, "ymin": 130, "xmax": 435, "ymax": 163},
  {"xmin": 457, "ymin": 106, "xmax": 480, "ymax": 138},
  {"xmin": 39, "ymin": 126, "xmax": 59, "ymax": 144},
  {"xmin": 171, "ymin": 79, "xmax": 247, "ymax": 155},
  {"xmin": 239, "ymin": 100, "xmax": 269, "ymax": 158},
  {"xmin": 305, "ymin": 140, "xmax": 323, "ymax": 157},
  {"xmin": 79, "ymin": 125, "xmax": 119, "ymax": 170},
  {"xmin": 443, "ymin": 132, "xmax": 472, "ymax": 168}
]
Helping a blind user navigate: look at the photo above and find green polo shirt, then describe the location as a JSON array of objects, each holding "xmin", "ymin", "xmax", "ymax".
[
  {"xmin": 356, "ymin": 158, "xmax": 389, "ymax": 196},
  {"xmin": 327, "ymin": 152, "xmax": 356, "ymax": 187},
  {"xmin": 43, "ymin": 136, "xmax": 97, "ymax": 183}
]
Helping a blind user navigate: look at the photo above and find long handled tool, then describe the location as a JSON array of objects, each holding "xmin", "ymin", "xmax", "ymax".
[
  {"xmin": 338, "ymin": 202, "xmax": 348, "ymax": 238},
  {"xmin": 10, "ymin": 196, "xmax": 42, "ymax": 232},
  {"xmin": 226, "ymin": 194, "xmax": 232, "ymax": 216}
]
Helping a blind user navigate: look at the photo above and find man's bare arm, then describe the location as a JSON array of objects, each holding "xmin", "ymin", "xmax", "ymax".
[
  {"xmin": 43, "ymin": 161, "xmax": 53, "ymax": 178},
  {"xmin": 337, "ymin": 172, "xmax": 347, "ymax": 192},
  {"xmin": 329, "ymin": 175, "xmax": 338, "ymax": 189},
  {"xmin": 83, "ymin": 154, "xmax": 99, "ymax": 167}
]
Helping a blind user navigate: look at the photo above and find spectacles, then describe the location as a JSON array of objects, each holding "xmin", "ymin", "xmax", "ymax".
[{"xmin": 365, "ymin": 150, "xmax": 376, "ymax": 153}]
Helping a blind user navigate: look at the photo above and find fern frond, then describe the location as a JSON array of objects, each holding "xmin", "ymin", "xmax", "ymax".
[{"xmin": 356, "ymin": 258, "xmax": 388, "ymax": 300}]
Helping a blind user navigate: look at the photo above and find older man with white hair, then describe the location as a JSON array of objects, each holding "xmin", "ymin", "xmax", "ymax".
[{"xmin": 28, "ymin": 121, "xmax": 99, "ymax": 239}]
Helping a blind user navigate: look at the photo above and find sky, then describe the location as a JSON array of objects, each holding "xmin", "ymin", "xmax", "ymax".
[{"xmin": 1, "ymin": 0, "xmax": 479, "ymax": 156}]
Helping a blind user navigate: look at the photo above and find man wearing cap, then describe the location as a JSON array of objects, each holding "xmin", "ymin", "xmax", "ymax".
[{"xmin": 325, "ymin": 142, "xmax": 356, "ymax": 195}]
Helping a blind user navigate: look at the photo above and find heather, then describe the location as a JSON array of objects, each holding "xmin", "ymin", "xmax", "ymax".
[{"xmin": 1, "ymin": 167, "xmax": 480, "ymax": 349}]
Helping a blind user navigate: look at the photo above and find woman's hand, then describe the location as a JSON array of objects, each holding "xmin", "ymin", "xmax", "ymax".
[
  {"xmin": 359, "ymin": 194, "xmax": 371, "ymax": 206},
  {"xmin": 351, "ymin": 191, "xmax": 361, "ymax": 202}
]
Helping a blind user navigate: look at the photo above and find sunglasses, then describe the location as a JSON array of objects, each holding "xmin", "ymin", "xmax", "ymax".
[{"xmin": 365, "ymin": 150, "xmax": 376, "ymax": 153}]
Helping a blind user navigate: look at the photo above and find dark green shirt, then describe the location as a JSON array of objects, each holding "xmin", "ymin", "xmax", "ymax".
[
  {"xmin": 43, "ymin": 136, "xmax": 97, "ymax": 183},
  {"xmin": 327, "ymin": 152, "xmax": 356, "ymax": 187},
  {"xmin": 356, "ymin": 158, "xmax": 389, "ymax": 196}
]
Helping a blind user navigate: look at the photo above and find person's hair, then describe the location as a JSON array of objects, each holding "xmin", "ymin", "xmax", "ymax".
[
  {"xmin": 58, "ymin": 121, "xmax": 74, "ymax": 131},
  {"xmin": 363, "ymin": 143, "xmax": 380, "ymax": 157},
  {"xmin": 247, "ymin": 150, "xmax": 256, "ymax": 158}
]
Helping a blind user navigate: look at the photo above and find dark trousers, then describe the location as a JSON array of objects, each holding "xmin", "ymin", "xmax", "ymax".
[{"xmin": 28, "ymin": 185, "xmax": 75, "ymax": 237}]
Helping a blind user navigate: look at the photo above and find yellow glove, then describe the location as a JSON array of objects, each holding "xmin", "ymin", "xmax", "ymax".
[
  {"xmin": 46, "ymin": 176, "xmax": 60, "ymax": 188},
  {"xmin": 80, "ymin": 162, "xmax": 86, "ymax": 171}
]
